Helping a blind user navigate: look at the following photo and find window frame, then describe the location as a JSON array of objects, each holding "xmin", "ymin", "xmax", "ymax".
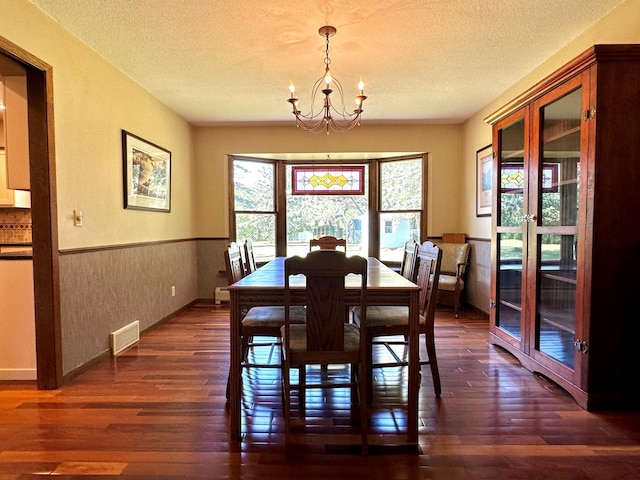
[{"xmin": 229, "ymin": 153, "xmax": 427, "ymax": 262}]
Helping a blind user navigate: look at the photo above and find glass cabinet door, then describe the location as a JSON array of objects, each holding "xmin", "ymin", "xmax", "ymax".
[
  {"xmin": 531, "ymin": 86, "xmax": 582, "ymax": 371},
  {"xmin": 494, "ymin": 113, "xmax": 527, "ymax": 345}
]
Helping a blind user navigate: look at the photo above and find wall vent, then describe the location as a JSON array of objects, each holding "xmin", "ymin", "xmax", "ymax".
[{"xmin": 110, "ymin": 320, "xmax": 140, "ymax": 355}]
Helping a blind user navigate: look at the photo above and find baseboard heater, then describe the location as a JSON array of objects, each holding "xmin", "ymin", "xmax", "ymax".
[
  {"xmin": 215, "ymin": 287, "xmax": 230, "ymax": 304},
  {"xmin": 110, "ymin": 320, "xmax": 140, "ymax": 355}
]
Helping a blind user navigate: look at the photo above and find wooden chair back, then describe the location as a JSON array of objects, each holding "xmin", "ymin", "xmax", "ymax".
[
  {"xmin": 284, "ymin": 250, "xmax": 367, "ymax": 356},
  {"xmin": 399, "ymin": 239, "xmax": 419, "ymax": 282},
  {"xmin": 244, "ymin": 239, "xmax": 257, "ymax": 274},
  {"xmin": 224, "ymin": 242, "xmax": 245, "ymax": 284},
  {"xmin": 442, "ymin": 233, "xmax": 467, "ymax": 243},
  {"xmin": 309, "ymin": 235, "xmax": 347, "ymax": 252},
  {"xmin": 417, "ymin": 241, "xmax": 443, "ymax": 321}
]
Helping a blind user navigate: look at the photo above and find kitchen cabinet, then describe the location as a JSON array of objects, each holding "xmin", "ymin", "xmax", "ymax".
[
  {"xmin": 1, "ymin": 61, "xmax": 30, "ymax": 191},
  {"xmin": 485, "ymin": 45, "xmax": 640, "ymax": 410},
  {"xmin": 0, "ymin": 150, "xmax": 30, "ymax": 207}
]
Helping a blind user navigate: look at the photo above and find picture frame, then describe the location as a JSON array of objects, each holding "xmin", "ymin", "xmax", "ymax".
[
  {"xmin": 476, "ymin": 144, "xmax": 493, "ymax": 217},
  {"xmin": 122, "ymin": 130, "xmax": 171, "ymax": 212}
]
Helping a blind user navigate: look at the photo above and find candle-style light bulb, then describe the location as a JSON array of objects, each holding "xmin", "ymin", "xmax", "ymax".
[
  {"xmin": 289, "ymin": 83, "xmax": 296, "ymax": 98},
  {"xmin": 358, "ymin": 79, "xmax": 365, "ymax": 93},
  {"xmin": 325, "ymin": 70, "xmax": 332, "ymax": 86}
]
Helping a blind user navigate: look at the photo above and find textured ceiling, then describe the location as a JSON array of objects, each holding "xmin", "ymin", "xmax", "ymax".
[{"xmin": 29, "ymin": 0, "xmax": 624, "ymax": 125}]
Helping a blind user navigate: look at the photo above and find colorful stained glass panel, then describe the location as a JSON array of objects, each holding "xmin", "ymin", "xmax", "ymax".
[{"xmin": 292, "ymin": 166, "xmax": 365, "ymax": 195}]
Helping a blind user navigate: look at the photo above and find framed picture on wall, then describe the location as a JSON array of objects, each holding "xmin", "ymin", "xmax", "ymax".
[
  {"xmin": 122, "ymin": 130, "xmax": 171, "ymax": 212},
  {"xmin": 476, "ymin": 144, "xmax": 493, "ymax": 217}
]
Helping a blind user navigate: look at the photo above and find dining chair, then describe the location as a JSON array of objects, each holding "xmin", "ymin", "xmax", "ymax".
[
  {"xmin": 281, "ymin": 250, "xmax": 368, "ymax": 452},
  {"xmin": 309, "ymin": 235, "xmax": 347, "ymax": 252},
  {"xmin": 224, "ymin": 242, "xmax": 245, "ymax": 285},
  {"xmin": 399, "ymin": 239, "xmax": 419, "ymax": 281},
  {"xmin": 243, "ymin": 239, "xmax": 257, "ymax": 274},
  {"xmin": 224, "ymin": 243, "xmax": 305, "ymax": 385},
  {"xmin": 354, "ymin": 241, "xmax": 443, "ymax": 398}
]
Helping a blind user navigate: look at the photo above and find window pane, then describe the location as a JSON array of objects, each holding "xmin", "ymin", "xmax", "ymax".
[
  {"xmin": 285, "ymin": 165, "xmax": 368, "ymax": 257},
  {"xmin": 235, "ymin": 213, "xmax": 276, "ymax": 262},
  {"xmin": 233, "ymin": 160, "xmax": 274, "ymax": 211},
  {"xmin": 378, "ymin": 212, "xmax": 420, "ymax": 262},
  {"xmin": 541, "ymin": 89, "xmax": 581, "ymax": 228},
  {"xmin": 497, "ymin": 232, "xmax": 523, "ymax": 340},
  {"xmin": 380, "ymin": 158, "xmax": 422, "ymax": 211},
  {"xmin": 499, "ymin": 118, "xmax": 525, "ymax": 227}
]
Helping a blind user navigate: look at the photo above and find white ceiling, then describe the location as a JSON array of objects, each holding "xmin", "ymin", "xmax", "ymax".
[{"xmin": 28, "ymin": 0, "xmax": 624, "ymax": 126}]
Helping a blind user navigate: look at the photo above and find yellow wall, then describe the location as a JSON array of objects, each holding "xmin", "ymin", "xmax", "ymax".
[
  {"xmin": 3, "ymin": 0, "xmax": 640, "ymax": 251},
  {"xmin": 5, "ymin": 0, "xmax": 638, "ymax": 250},
  {"xmin": 1, "ymin": 1, "xmax": 195, "ymax": 250},
  {"xmin": 461, "ymin": 0, "xmax": 640, "ymax": 241},
  {"xmin": 193, "ymin": 123, "xmax": 463, "ymax": 239}
]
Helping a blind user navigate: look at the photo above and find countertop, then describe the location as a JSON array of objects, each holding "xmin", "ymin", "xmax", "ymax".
[{"xmin": 0, "ymin": 244, "xmax": 33, "ymax": 260}]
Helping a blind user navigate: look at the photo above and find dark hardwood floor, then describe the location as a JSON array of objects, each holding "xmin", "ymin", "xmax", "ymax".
[{"xmin": 1, "ymin": 303, "xmax": 639, "ymax": 479}]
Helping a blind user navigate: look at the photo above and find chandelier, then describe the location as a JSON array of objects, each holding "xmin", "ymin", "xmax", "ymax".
[{"xmin": 287, "ymin": 26, "xmax": 367, "ymax": 134}]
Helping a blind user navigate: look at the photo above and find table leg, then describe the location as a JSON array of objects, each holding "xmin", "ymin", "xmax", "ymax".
[
  {"xmin": 229, "ymin": 291, "xmax": 242, "ymax": 440},
  {"xmin": 407, "ymin": 290, "xmax": 419, "ymax": 443}
]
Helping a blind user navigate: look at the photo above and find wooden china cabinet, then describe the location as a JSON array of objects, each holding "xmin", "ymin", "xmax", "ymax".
[{"xmin": 485, "ymin": 45, "xmax": 640, "ymax": 410}]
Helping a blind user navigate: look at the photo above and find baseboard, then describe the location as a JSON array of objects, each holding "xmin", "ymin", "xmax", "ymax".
[{"xmin": 0, "ymin": 368, "xmax": 37, "ymax": 381}]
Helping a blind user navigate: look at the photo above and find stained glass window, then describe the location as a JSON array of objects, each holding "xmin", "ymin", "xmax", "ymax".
[
  {"xmin": 501, "ymin": 164, "xmax": 558, "ymax": 193},
  {"xmin": 292, "ymin": 166, "xmax": 365, "ymax": 195}
]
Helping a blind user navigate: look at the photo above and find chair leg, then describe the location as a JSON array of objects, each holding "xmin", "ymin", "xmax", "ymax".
[
  {"xmin": 424, "ymin": 333, "xmax": 441, "ymax": 396},
  {"xmin": 350, "ymin": 363, "xmax": 358, "ymax": 405},
  {"xmin": 281, "ymin": 344, "xmax": 293, "ymax": 447},
  {"xmin": 357, "ymin": 362, "xmax": 368, "ymax": 454},
  {"xmin": 453, "ymin": 287, "xmax": 461, "ymax": 318},
  {"xmin": 241, "ymin": 334, "xmax": 251, "ymax": 362},
  {"xmin": 299, "ymin": 366, "xmax": 306, "ymax": 416},
  {"xmin": 366, "ymin": 332, "xmax": 374, "ymax": 405}
]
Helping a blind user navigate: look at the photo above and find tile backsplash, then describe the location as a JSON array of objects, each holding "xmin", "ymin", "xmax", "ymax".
[{"xmin": 0, "ymin": 208, "xmax": 32, "ymax": 243}]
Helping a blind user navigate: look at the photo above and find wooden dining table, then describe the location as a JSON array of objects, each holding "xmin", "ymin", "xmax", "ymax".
[{"xmin": 227, "ymin": 256, "xmax": 421, "ymax": 444}]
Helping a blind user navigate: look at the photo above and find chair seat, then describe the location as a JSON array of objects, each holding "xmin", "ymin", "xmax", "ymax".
[
  {"xmin": 354, "ymin": 306, "xmax": 426, "ymax": 328},
  {"xmin": 281, "ymin": 323, "xmax": 360, "ymax": 352},
  {"xmin": 242, "ymin": 306, "xmax": 306, "ymax": 327},
  {"xmin": 437, "ymin": 274, "xmax": 464, "ymax": 291}
]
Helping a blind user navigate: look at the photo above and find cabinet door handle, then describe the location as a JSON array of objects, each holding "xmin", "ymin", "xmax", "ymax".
[{"xmin": 574, "ymin": 338, "xmax": 589, "ymax": 354}]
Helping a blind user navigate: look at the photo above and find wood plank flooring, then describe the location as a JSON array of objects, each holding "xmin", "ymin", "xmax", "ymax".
[{"xmin": 1, "ymin": 304, "xmax": 639, "ymax": 479}]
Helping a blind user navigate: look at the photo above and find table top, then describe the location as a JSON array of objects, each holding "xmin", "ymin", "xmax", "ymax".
[{"xmin": 228, "ymin": 256, "xmax": 420, "ymax": 292}]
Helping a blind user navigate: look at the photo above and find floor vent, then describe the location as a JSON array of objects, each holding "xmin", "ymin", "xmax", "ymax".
[{"xmin": 110, "ymin": 321, "xmax": 140, "ymax": 355}]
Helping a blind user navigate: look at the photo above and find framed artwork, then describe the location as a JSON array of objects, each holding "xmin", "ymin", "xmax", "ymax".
[
  {"xmin": 476, "ymin": 144, "xmax": 493, "ymax": 217},
  {"xmin": 122, "ymin": 130, "xmax": 171, "ymax": 212}
]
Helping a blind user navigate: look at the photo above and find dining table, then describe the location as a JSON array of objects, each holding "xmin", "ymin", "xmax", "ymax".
[{"xmin": 227, "ymin": 256, "xmax": 421, "ymax": 444}]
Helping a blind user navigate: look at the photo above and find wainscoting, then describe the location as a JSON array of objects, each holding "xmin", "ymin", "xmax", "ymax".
[
  {"xmin": 56, "ymin": 237, "xmax": 489, "ymax": 380},
  {"xmin": 465, "ymin": 237, "xmax": 490, "ymax": 314},
  {"xmin": 59, "ymin": 240, "xmax": 200, "ymax": 375}
]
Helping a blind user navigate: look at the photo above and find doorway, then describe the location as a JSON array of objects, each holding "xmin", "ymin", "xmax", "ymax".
[{"xmin": 0, "ymin": 38, "xmax": 61, "ymax": 389}]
